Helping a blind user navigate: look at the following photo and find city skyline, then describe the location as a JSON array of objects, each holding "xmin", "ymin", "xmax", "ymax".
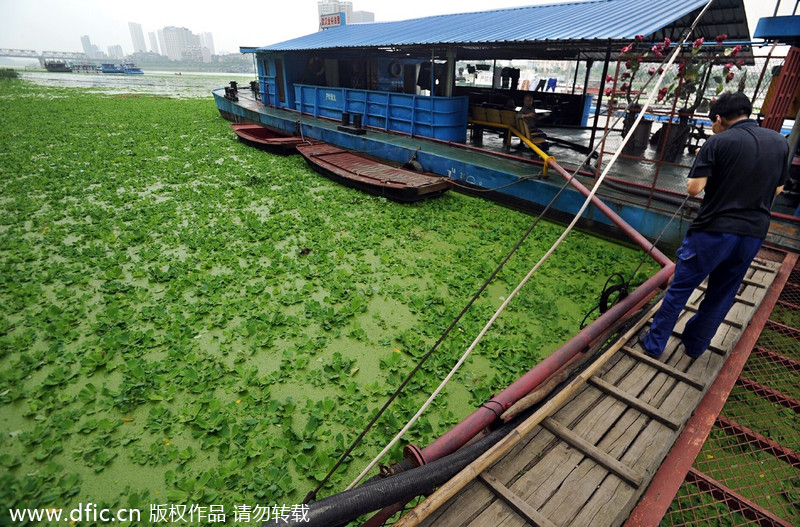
[{"xmin": 0, "ymin": 0, "xmax": 792, "ymax": 58}]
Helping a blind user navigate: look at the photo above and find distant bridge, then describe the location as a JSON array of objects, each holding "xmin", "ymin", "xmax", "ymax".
[{"xmin": 0, "ymin": 48, "xmax": 89, "ymax": 66}]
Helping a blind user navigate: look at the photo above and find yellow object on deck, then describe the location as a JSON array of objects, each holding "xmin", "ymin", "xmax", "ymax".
[{"xmin": 467, "ymin": 117, "xmax": 556, "ymax": 177}]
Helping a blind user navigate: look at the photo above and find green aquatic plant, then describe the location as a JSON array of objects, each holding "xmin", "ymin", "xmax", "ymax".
[{"xmin": 0, "ymin": 77, "xmax": 660, "ymax": 521}]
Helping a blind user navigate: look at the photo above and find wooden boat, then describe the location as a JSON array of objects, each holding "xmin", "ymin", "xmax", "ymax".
[
  {"xmin": 231, "ymin": 123, "xmax": 304, "ymax": 154},
  {"xmin": 296, "ymin": 143, "xmax": 453, "ymax": 203}
]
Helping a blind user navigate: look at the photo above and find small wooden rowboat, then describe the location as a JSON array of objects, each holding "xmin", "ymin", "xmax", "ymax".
[
  {"xmin": 231, "ymin": 123, "xmax": 304, "ymax": 154},
  {"xmin": 296, "ymin": 143, "xmax": 453, "ymax": 203}
]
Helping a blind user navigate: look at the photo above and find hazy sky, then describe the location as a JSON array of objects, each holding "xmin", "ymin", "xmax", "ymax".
[{"xmin": 0, "ymin": 0, "xmax": 793, "ymax": 56}]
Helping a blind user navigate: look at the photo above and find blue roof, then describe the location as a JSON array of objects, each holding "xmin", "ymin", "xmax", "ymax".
[{"xmin": 257, "ymin": 0, "xmax": 715, "ymax": 52}]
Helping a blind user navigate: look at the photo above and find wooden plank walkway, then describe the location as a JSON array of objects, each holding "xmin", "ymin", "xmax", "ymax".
[{"xmin": 413, "ymin": 255, "xmax": 783, "ymax": 527}]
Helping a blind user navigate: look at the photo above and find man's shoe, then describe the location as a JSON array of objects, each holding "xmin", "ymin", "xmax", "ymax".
[
  {"xmin": 638, "ymin": 332, "xmax": 662, "ymax": 359},
  {"xmin": 684, "ymin": 345, "xmax": 705, "ymax": 361}
]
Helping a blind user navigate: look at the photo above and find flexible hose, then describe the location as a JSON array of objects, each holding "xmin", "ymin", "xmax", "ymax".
[{"xmin": 282, "ymin": 416, "xmax": 520, "ymax": 527}]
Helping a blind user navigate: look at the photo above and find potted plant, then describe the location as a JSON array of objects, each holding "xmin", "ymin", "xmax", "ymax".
[{"xmin": 614, "ymin": 34, "xmax": 747, "ymax": 162}]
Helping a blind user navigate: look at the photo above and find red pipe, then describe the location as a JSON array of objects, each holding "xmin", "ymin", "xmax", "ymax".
[
  {"xmin": 547, "ymin": 158, "xmax": 673, "ymax": 266},
  {"xmin": 771, "ymin": 211, "xmax": 800, "ymax": 222},
  {"xmin": 416, "ymin": 158, "xmax": 676, "ymax": 462},
  {"xmin": 419, "ymin": 264, "xmax": 673, "ymax": 461}
]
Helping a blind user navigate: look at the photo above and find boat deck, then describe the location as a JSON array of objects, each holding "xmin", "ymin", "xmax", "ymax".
[{"xmin": 409, "ymin": 251, "xmax": 789, "ymax": 527}]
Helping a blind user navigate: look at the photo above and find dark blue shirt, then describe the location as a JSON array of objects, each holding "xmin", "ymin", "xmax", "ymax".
[{"xmin": 688, "ymin": 119, "xmax": 789, "ymax": 238}]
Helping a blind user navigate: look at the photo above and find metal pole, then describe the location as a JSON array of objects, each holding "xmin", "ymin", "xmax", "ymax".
[
  {"xmin": 444, "ymin": 46, "xmax": 456, "ymax": 97},
  {"xmin": 590, "ymin": 43, "xmax": 612, "ymax": 155},
  {"xmin": 430, "ymin": 49, "xmax": 435, "ymax": 96},
  {"xmin": 582, "ymin": 59, "xmax": 594, "ymax": 98},
  {"xmin": 571, "ymin": 53, "xmax": 581, "ymax": 94},
  {"xmin": 752, "ymin": 45, "xmax": 777, "ymax": 108}
]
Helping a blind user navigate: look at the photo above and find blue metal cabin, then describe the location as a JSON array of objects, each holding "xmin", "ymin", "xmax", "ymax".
[
  {"xmin": 243, "ymin": 0, "xmax": 749, "ymax": 142},
  {"xmin": 218, "ymin": 0, "xmax": 799, "ymax": 249}
]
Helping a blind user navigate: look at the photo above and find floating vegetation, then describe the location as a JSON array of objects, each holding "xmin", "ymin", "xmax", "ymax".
[{"xmin": 0, "ymin": 77, "xmax": 658, "ymax": 518}]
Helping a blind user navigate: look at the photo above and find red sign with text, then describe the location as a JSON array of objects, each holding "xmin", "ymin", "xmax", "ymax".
[{"xmin": 320, "ymin": 13, "xmax": 343, "ymax": 29}]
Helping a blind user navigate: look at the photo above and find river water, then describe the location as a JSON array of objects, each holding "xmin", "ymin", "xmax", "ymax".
[{"xmin": 17, "ymin": 70, "xmax": 256, "ymax": 99}]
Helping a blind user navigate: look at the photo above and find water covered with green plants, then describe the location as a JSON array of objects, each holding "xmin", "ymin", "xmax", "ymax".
[{"xmin": 0, "ymin": 75, "xmax": 658, "ymax": 522}]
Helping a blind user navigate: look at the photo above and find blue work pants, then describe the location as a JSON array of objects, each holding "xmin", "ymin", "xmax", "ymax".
[{"xmin": 642, "ymin": 231, "xmax": 763, "ymax": 358}]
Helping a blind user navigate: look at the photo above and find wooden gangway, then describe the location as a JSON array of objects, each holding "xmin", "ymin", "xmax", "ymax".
[{"xmin": 400, "ymin": 254, "xmax": 784, "ymax": 527}]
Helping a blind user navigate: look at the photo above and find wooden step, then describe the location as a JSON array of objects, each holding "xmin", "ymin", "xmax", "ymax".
[
  {"xmin": 588, "ymin": 377, "xmax": 682, "ymax": 430},
  {"xmin": 540, "ymin": 417, "xmax": 644, "ymax": 487},
  {"xmin": 478, "ymin": 472, "xmax": 557, "ymax": 527},
  {"xmin": 622, "ymin": 346, "xmax": 705, "ymax": 390}
]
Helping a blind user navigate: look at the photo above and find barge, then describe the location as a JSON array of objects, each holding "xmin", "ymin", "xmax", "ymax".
[{"xmin": 215, "ymin": 0, "xmax": 799, "ymax": 251}]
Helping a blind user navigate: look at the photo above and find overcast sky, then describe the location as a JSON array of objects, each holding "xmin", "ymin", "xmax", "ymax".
[{"xmin": 0, "ymin": 0, "xmax": 794, "ymax": 56}]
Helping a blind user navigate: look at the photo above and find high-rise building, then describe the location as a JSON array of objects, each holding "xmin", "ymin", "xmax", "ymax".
[
  {"xmin": 107, "ymin": 45, "xmax": 124, "ymax": 59},
  {"xmin": 148, "ymin": 32, "xmax": 160, "ymax": 55},
  {"xmin": 158, "ymin": 26, "xmax": 213, "ymax": 62},
  {"xmin": 80, "ymin": 35, "xmax": 104, "ymax": 59},
  {"xmin": 80, "ymin": 35, "xmax": 93, "ymax": 57},
  {"xmin": 318, "ymin": 0, "xmax": 353, "ymax": 16},
  {"xmin": 157, "ymin": 29, "xmax": 166, "ymax": 57},
  {"xmin": 349, "ymin": 11, "xmax": 375, "ymax": 23},
  {"xmin": 318, "ymin": 1, "xmax": 372, "ymax": 27},
  {"xmin": 162, "ymin": 26, "xmax": 195, "ymax": 61},
  {"xmin": 202, "ymin": 32, "xmax": 215, "ymax": 56},
  {"xmin": 128, "ymin": 22, "xmax": 147, "ymax": 54}
]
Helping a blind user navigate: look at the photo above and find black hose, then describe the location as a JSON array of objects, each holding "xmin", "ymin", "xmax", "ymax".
[{"xmin": 277, "ymin": 416, "xmax": 523, "ymax": 527}]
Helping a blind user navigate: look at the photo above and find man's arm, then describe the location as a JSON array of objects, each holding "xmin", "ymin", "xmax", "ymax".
[{"xmin": 687, "ymin": 177, "xmax": 707, "ymax": 196}]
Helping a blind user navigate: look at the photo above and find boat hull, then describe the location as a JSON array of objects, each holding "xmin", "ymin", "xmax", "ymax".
[
  {"xmin": 297, "ymin": 143, "xmax": 452, "ymax": 203},
  {"xmin": 231, "ymin": 123, "xmax": 304, "ymax": 154}
]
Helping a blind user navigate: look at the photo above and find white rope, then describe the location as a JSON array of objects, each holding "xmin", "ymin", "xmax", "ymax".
[{"xmin": 348, "ymin": 0, "xmax": 714, "ymax": 490}]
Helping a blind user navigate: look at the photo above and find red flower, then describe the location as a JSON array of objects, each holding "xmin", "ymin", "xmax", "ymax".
[
  {"xmin": 663, "ymin": 38, "xmax": 671, "ymax": 49},
  {"xmin": 637, "ymin": 56, "xmax": 644, "ymax": 63},
  {"xmin": 693, "ymin": 37, "xmax": 705, "ymax": 49},
  {"xmin": 621, "ymin": 72, "xmax": 631, "ymax": 79},
  {"xmin": 731, "ymin": 45, "xmax": 742, "ymax": 57},
  {"xmin": 604, "ymin": 87, "xmax": 613, "ymax": 96},
  {"xmin": 715, "ymin": 34, "xmax": 728, "ymax": 45},
  {"xmin": 606, "ymin": 74, "xmax": 614, "ymax": 83},
  {"xmin": 621, "ymin": 44, "xmax": 633, "ymax": 54},
  {"xmin": 736, "ymin": 60, "xmax": 745, "ymax": 67},
  {"xmin": 635, "ymin": 34, "xmax": 644, "ymax": 42},
  {"xmin": 625, "ymin": 60, "xmax": 632, "ymax": 69},
  {"xmin": 658, "ymin": 67, "xmax": 664, "ymax": 74},
  {"xmin": 725, "ymin": 72, "xmax": 735, "ymax": 83},
  {"xmin": 651, "ymin": 46, "xmax": 663, "ymax": 58},
  {"xmin": 620, "ymin": 83, "xmax": 629, "ymax": 91},
  {"xmin": 657, "ymin": 87, "xmax": 669, "ymax": 101},
  {"xmin": 725, "ymin": 62, "xmax": 735, "ymax": 70},
  {"xmin": 648, "ymin": 67, "xmax": 656, "ymax": 75}
]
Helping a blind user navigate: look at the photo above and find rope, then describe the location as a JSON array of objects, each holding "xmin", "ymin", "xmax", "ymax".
[
  {"xmin": 304, "ymin": 165, "xmax": 580, "ymax": 503},
  {"xmin": 349, "ymin": 1, "xmax": 712, "ymax": 490},
  {"xmin": 448, "ymin": 173, "xmax": 544, "ymax": 192},
  {"xmin": 296, "ymin": 119, "xmax": 314, "ymax": 145}
]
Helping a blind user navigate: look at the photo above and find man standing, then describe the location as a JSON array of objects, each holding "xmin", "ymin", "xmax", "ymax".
[{"xmin": 640, "ymin": 91, "xmax": 789, "ymax": 359}]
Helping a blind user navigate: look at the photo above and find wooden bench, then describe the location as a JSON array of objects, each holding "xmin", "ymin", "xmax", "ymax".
[{"xmin": 469, "ymin": 105, "xmax": 548, "ymax": 150}]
